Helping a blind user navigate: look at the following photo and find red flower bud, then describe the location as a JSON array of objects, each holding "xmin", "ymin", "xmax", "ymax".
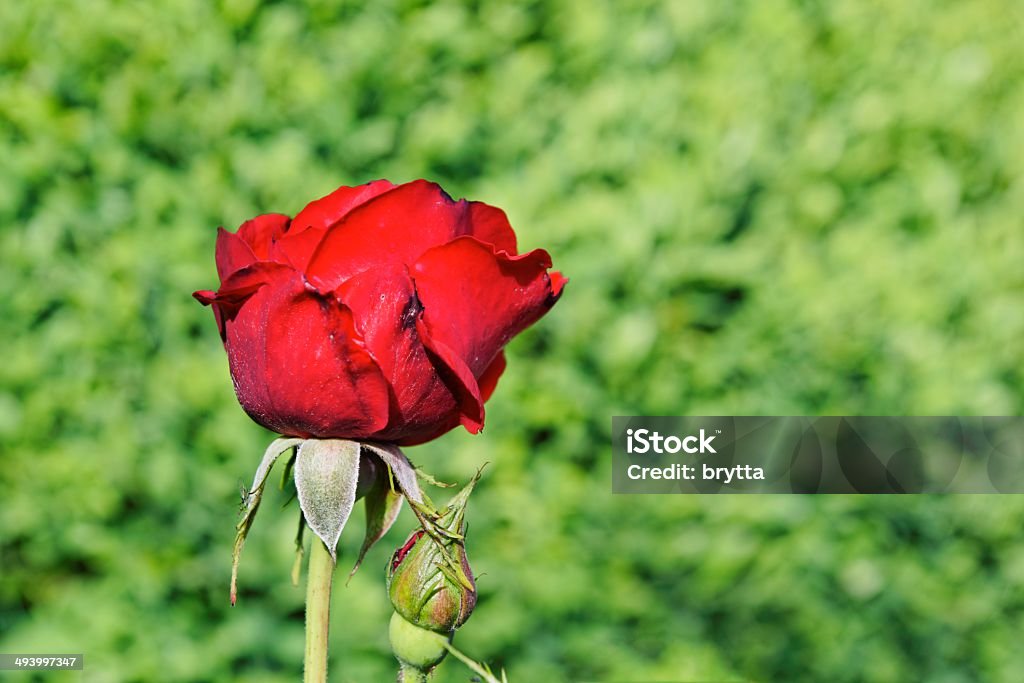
[{"xmin": 193, "ymin": 180, "xmax": 565, "ymax": 445}]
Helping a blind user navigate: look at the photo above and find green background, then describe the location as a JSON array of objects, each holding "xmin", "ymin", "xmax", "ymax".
[{"xmin": 3, "ymin": 0, "xmax": 1023, "ymax": 681}]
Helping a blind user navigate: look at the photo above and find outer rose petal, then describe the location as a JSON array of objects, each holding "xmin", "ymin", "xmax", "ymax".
[
  {"xmin": 214, "ymin": 214, "xmax": 290, "ymax": 280},
  {"xmin": 468, "ymin": 202, "xmax": 518, "ymax": 255},
  {"xmin": 193, "ymin": 262, "xmax": 294, "ymax": 339},
  {"xmin": 333, "ymin": 264, "xmax": 461, "ymax": 444},
  {"xmin": 291, "ymin": 180, "xmax": 397, "ymax": 233},
  {"xmin": 305, "ymin": 180, "xmax": 476, "ymax": 290},
  {"xmin": 397, "ymin": 347, "xmax": 510, "ymax": 446},
  {"xmin": 549, "ymin": 271, "xmax": 568, "ymax": 298},
  {"xmin": 412, "ymin": 236, "xmax": 564, "ymax": 378},
  {"xmin": 399, "ymin": 344, "xmax": 512, "ymax": 446},
  {"xmin": 220, "ymin": 270, "xmax": 390, "ymax": 439},
  {"xmin": 415, "ymin": 319, "xmax": 486, "ymax": 435},
  {"xmin": 478, "ymin": 351, "xmax": 507, "ymax": 402},
  {"xmin": 214, "ymin": 229, "xmax": 256, "ymax": 281},
  {"xmin": 271, "ymin": 180, "xmax": 396, "ymax": 271}
]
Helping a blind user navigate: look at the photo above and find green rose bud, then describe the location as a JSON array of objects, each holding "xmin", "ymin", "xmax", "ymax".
[
  {"xmin": 386, "ymin": 477, "xmax": 478, "ymax": 633},
  {"xmin": 388, "ymin": 611, "xmax": 451, "ymax": 671}
]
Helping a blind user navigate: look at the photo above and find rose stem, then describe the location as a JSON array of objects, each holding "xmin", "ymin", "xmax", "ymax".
[{"xmin": 304, "ymin": 538, "xmax": 335, "ymax": 683}]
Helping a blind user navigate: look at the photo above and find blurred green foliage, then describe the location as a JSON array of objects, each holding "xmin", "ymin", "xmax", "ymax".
[{"xmin": 2, "ymin": 0, "xmax": 1024, "ymax": 681}]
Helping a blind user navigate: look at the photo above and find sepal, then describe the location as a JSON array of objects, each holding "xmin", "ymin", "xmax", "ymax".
[
  {"xmin": 294, "ymin": 439, "xmax": 362, "ymax": 561},
  {"xmin": 231, "ymin": 437, "xmax": 303, "ymax": 605}
]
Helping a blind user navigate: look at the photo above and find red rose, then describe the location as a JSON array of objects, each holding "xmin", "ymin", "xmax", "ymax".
[{"xmin": 193, "ymin": 180, "xmax": 565, "ymax": 445}]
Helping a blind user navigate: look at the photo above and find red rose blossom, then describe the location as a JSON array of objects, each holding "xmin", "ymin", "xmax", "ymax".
[{"xmin": 193, "ymin": 179, "xmax": 565, "ymax": 445}]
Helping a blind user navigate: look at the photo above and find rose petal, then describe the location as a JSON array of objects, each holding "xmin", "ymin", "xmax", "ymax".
[
  {"xmin": 550, "ymin": 271, "xmax": 568, "ymax": 298},
  {"xmin": 478, "ymin": 351, "xmax": 507, "ymax": 402},
  {"xmin": 291, "ymin": 180, "xmax": 397, "ymax": 233},
  {"xmin": 305, "ymin": 180, "xmax": 476, "ymax": 290},
  {"xmin": 222, "ymin": 270, "xmax": 390, "ymax": 438},
  {"xmin": 268, "ymin": 227, "xmax": 329, "ymax": 273},
  {"xmin": 193, "ymin": 262, "xmax": 295, "ymax": 339},
  {"xmin": 334, "ymin": 264, "xmax": 460, "ymax": 443},
  {"xmin": 468, "ymin": 202, "xmax": 518, "ymax": 255},
  {"xmin": 215, "ymin": 228, "xmax": 257, "ymax": 281},
  {"xmin": 415, "ymin": 318, "xmax": 485, "ymax": 436},
  {"xmin": 193, "ymin": 289, "xmax": 217, "ymax": 305},
  {"xmin": 394, "ymin": 348, "xmax": 509, "ymax": 446},
  {"xmin": 269, "ymin": 180, "xmax": 396, "ymax": 272},
  {"xmin": 412, "ymin": 236, "xmax": 564, "ymax": 378},
  {"xmin": 237, "ymin": 213, "xmax": 290, "ymax": 259},
  {"xmin": 213, "ymin": 214, "xmax": 290, "ymax": 281}
]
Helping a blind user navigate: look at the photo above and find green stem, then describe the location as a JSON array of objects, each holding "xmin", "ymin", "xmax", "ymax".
[
  {"xmin": 304, "ymin": 539, "xmax": 335, "ymax": 683},
  {"xmin": 442, "ymin": 641, "xmax": 505, "ymax": 683},
  {"xmin": 397, "ymin": 662, "xmax": 429, "ymax": 682}
]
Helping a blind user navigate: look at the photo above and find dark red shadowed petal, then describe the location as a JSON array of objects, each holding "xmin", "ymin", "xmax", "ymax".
[
  {"xmin": 305, "ymin": 180, "xmax": 476, "ymax": 290},
  {"xmin": 415, "ymin": 318, "xmax": 486, "ymax": 435},
  {"xmin": 269, "ymin": 181, "xmax": 396, "ymax": 272},
  {"xmin": 412, "ymin": 236, "xmax": 564, "ymax": 379},
  {"xmin": 478, "ymin": 351, "xmax": 507, "ymax": 402},
  {"xmin": 221, "ymin": 270, "xmax": 391, "ymax": 439},
  {"xmin": 193, "ymin": 289, "xmax": 217, "ymax": 305},
  {"xmin": 397, "ymin": 350, "xmax": 507, "ymax": 446},
  {"xmin": 193, "ymin": 290, "xmax": 229, "ymax": 341},
  {"xmin": 333, "ymin": 264, "xmax": 460, "ymax": 443}
]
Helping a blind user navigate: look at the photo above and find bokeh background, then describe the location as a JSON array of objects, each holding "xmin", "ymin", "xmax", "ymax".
[{"xmin": 3, "ymin": 0, "xmax": 1024, "ymax": 681}]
